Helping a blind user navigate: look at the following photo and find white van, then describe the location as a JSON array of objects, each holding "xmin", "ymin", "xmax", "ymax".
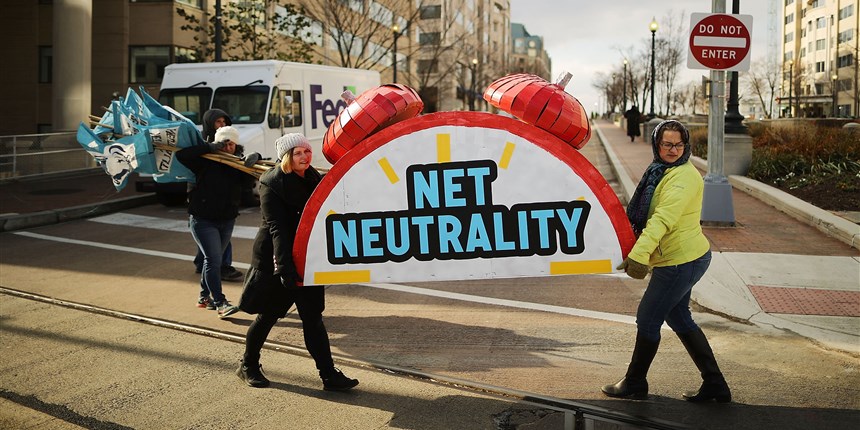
[{"xmin": 143, "ymin": 60, "xmax": 380, "ymax": 204}]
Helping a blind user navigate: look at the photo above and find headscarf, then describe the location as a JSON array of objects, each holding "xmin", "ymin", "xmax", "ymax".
[{"xmin": 626, "ymin": 119, "xmax": 692, "ymax": 234}]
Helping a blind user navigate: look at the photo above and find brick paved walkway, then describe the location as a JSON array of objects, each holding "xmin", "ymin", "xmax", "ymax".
[{"xmin": 593, "ymin": 119, "xmax": 859, "ymax": 257}]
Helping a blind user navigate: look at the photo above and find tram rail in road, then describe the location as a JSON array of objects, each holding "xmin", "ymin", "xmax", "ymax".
[{"xmin": 1, "ymin": 286, "xmax": 686, "ymax": 430}]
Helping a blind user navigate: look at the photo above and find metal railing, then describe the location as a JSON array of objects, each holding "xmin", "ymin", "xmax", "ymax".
[{"xmin": 0, "ymin": 132, "xmax": 95, "ymax": 180}]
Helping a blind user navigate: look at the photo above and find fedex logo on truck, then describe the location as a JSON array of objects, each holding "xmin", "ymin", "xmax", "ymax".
[{"xmin": 311, "ymin": 84, "xmax": 357, "ymax": 130}]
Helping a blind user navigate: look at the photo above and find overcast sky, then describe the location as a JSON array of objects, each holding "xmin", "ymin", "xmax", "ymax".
[{"xmin": 508, "ymin": 0, "xmax": 773, "ymax": 114}]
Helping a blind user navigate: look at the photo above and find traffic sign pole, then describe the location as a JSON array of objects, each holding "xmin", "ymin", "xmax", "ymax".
[{"xmin": 700, "ymin": 0, "xmax": 736, "ymax": 225}]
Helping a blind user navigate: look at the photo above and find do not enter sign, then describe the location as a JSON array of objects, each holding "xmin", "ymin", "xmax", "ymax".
[{"xmin": 687, "ymin": 13, "xmax": 753, "ymax": 71}]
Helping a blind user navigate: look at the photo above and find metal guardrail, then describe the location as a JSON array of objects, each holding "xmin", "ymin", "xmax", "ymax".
[{"xmin": 0, "ymin": 132, "xmax": 95, "ymax": 180}]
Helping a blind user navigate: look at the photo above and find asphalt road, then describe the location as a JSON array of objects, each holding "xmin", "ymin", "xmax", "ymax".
[{"xmin": 1, "ymin": 201, "xmax": 858, "ymax": 430}]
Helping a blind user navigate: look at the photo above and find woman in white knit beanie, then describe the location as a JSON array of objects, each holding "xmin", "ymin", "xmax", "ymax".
[{"xmin": 237, "ymin": 132, "xmax": 358, "ymax": 391}]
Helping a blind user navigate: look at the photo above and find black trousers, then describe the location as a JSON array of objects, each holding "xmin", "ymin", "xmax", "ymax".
[{"xmin": 242, "ymin": 285, "xmax": 334, "ymax": 373}]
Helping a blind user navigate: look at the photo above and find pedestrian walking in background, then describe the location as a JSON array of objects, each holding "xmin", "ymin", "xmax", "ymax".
[
  {"xmin": 236, "ymin": 133, "xmax": 359, "ymax": 391},
  {"xmin": 193, "ymin": 108, "xmax": 244, "ymax": 283},
  {"xmin": 177, "ymin": 126, "xmax": 252, "ymax": 318},
  {"xmin": 603, "ymin": 120, "xmax": 731, "ymax": 403},
  {"xmin": 624, "ymin": 105, "xmax": 641, "ymax": 142}
]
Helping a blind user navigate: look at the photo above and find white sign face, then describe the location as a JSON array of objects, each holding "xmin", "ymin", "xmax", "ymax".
[
  {"xmin": 687, "ymin": 13, "xmax": 753, "ymax": 71},
  {"xmin": 294, "ymin": 112, "xmax": 635, "ymax": 285}
]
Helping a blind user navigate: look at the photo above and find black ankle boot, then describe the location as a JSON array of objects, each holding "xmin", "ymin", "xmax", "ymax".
[
  {"xmin": 320, "ymin": 368, "xmax": 358, "ymax": 391},
  {"xmin": 602, "ymin": 377, "xmax": 649, "ymax": 399},
  {"xmin": 601, "ymin": 332, "xmax": 660, "ymax": 399},
  {"xmin": 236, "ymin": 360, "xmax": 270, "ymax": 388},
  {"xmin": 678, "ymin": 329, "xmax": 731, "ymax": 403}
]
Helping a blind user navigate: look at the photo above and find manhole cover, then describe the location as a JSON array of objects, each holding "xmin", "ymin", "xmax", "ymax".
[{"xmin": 29, "ymin": 188, "xmax": 83, "ymax": 195}]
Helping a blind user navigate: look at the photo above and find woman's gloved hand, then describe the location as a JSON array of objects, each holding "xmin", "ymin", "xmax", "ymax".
[
  {"xmin": 209, "ymin": 140, "xmax": 226, "ymax": 152},
  {"xmin": 616, "ymin": 258, "xmax": 649, "ymax": 279},
  {"xmin": 280, "ymin": 273, "xmax": 304, "ymax": 288},
  {"xmin": 243, "ymin": 152, "xmax": 261, "ymax": 167}
]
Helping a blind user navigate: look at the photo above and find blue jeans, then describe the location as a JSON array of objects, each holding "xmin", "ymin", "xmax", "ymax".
[
  {"xmin": 189, "ymin": 215, "xmax": 235, "ymax": 304},
  {"xmin": 636, "ymin": 250, "xmax": 712, "ymax": 342},
  {"xmin": 194, "ymin": 243, "xmax": 233, "ymax": 271}
]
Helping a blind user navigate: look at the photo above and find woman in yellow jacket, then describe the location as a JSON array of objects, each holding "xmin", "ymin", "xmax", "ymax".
[{"xmin": 602, "ymin": 120, "xmax": 731, "ymax": 403}]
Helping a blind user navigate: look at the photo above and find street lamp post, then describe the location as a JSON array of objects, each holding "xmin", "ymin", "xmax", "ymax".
[
  {"xmin": 215, "ymin": 0, "xmax": 223, "ymax": 62},
  {"xmin": 469, "ymin": 58, "xmax": 478, "ymax": 111},
  {"xmin": 649, "ymin": 17, "xmax": 658, "ymax": 117},
  {"xmin": 392, "ymin": 24, "xmax": 401, "ymax": 83},
  {"xmin": 832, "ymin": 73, "xmax": 839, "ymax": 117},
  {"xmin": 788, "ymin": 60, "xmax": 793, "ymax": 118},
  {"xmin": 622, "ymin": 59, "xmax": 628, "ymax": 111}
]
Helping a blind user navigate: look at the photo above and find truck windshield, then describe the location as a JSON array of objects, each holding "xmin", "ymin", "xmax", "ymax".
[
  {"xmin": 212, "ymin": 85, "xmax": 271, "ymax": 124},
  {"xmin": 158, "ymin": 88, "xmax": 212, "ymax": 125}
]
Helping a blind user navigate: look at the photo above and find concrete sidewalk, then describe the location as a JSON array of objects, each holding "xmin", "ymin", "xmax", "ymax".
[{"xmin": 593, "ymin": 119, "xmax": 860, "ymax": 354}]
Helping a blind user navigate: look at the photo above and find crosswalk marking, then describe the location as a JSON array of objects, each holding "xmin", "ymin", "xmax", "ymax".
[
  {"xmin": 89, "ymin": 213, "xmax": 259, "ymax": 239},
  {"xmin": 12, "ymin": 230, "xmax": 639, "ymax": 327}
]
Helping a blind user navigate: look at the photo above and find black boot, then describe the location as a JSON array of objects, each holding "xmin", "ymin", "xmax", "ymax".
[
  {"xmin": 236, "ymin": 360, "xmax": 270, "ymax": 388},
  {"xmin": 677, "ymin": 329, "xmax": 731, "ymax": 403},
  {"xmin": 320, "ymin": 367, "xmax": 359, "ymax": 391},
  {"xmin": 602, "ymin": 331, "xmax": 660, "ymax": 399}
]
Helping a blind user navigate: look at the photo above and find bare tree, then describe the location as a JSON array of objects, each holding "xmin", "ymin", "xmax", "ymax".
[
  {"xmin": 296, "ymin": 0, "xmax": 425, "ymax": 71},
  {"xmin": 177, "ymin": 0, "xmax": 315, "ymax": 62},
  {"xmin": 655, "ymin": 10, "xmax": 686, "ymax": 116},
  {"xmin": 744, "ymin": 57, "xmax": 780, "ymax": 119},
  {"xmin": 410, "ymin": 5, "xmax": 479, "ymax": 112}
]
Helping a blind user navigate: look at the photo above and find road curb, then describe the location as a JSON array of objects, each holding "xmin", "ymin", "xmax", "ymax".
[{"xmin": 0, "ymin": 194, "xmax": 157, "ymax": 232}]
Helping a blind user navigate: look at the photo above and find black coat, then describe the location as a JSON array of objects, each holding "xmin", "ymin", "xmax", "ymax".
[
  {"xmin": 176, "ymin": 144, "xmax": 252, "ymax": 221},
  {"xmin": 625, "ymin": 107, "xmax": 642, "ymax": 137},
  {"xmin": 255, "ymin": 165, "xmax": 322, "ymax": 280}
]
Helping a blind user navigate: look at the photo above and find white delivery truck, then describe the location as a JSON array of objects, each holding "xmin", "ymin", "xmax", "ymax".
[{"xmin": 140, "ymin": 60, "xmax": 380, "ymax": 205}]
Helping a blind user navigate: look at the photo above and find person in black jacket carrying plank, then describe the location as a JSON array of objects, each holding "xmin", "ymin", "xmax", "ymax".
[{"xmin": 177, "ymin": 126, "xmax": 253, "ymax": 318}]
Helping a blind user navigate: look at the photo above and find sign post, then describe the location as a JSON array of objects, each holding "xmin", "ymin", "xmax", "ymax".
[{"xmin": 687, "ymin": 5, "xmax": 753, "ymax": 225}]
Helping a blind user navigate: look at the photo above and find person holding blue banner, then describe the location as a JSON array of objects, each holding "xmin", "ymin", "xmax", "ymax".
[
  {"xmin": 603, "ymin": 120, "xmax": 731, "ymax": 403},
  {"xmin": 177, "ymin": 126, "xmax": 252, "ymax": 318},
  {"xmin": 236, "ymin": 133, "xmax": 358, "ymax": 391},
  {"xmin": 191, "ymin": 108, "xmax": 244, "ymax": 283}
]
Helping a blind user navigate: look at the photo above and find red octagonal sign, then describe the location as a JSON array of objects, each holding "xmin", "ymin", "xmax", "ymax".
[{"xmin": 687, "ymin": 13, "xmax": 753, "ymax": 71}]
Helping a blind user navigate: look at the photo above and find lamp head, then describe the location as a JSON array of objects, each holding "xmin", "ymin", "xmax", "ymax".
[
  {"xmin": 392, "ymin": 24, "xmax": 400, "ymax": 33},
  {"xmin": 649, "ymin": 17, "xmax": 658, "ymax": 33}
]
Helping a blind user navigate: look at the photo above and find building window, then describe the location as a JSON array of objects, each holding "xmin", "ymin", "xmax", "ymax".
[
  {"xmin": 809, "ymin": 0, "xmax": 821, "ymax": 8},
  {"xmin": 784, "ymin": 0, "xmax": 794, "ymax": 5},
  {"xmin": 838, "ymin": 53, "xmax": 854, "ymax": 68},
  {"xmin": 785, "ymin": 32, "xmax": 794, "ymax": 43},
  {"xmin": 130, "ymin": 46, "xmax": 170, "ymax": 84},
  {"xmin": 816, "ymin": 17, "xmax": 826, "ymax": 28},
  {"xmin": 417, "ymin": 59, "xmax": 438, "ymax": 73},
  {"xmin": 785, "ymin": 13, "xmax": 794, "ymax": 24},
  {"xmin": 420, "ymin": 5, "xmax": 441, "ymax": 19},
  {"xmin": 175, "ymin": 47, "xmax": 197, "ymax": 63},
  {"xmin": 839, "ymin": 4, "xmax": 854, "ymax": 20},
  {"xmin": 784, "ymin": 51, "xmax": 794, "ymax": 61},
  {"xmin": 816, "ymin": 38, "xmax": 826, "ymax": 50},
  {"xmin": 419, "ymin": 32, "xmax": 440, "ymax": 45},
  {"xmin": 815, "ymin": 61, "xmax": 825, "ymax": 73},
  {"xmin": 838, "ymin": 29, "xmax": 854, "ymax": 43},
  {"xmin": 39, "ymin": 46, "xmax": 52, "ymax": 83}
]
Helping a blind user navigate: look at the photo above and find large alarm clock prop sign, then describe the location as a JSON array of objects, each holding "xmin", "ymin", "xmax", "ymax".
[{"xmin": 295, "ymin": 111, "xmax": 635, "ymax": 285}]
